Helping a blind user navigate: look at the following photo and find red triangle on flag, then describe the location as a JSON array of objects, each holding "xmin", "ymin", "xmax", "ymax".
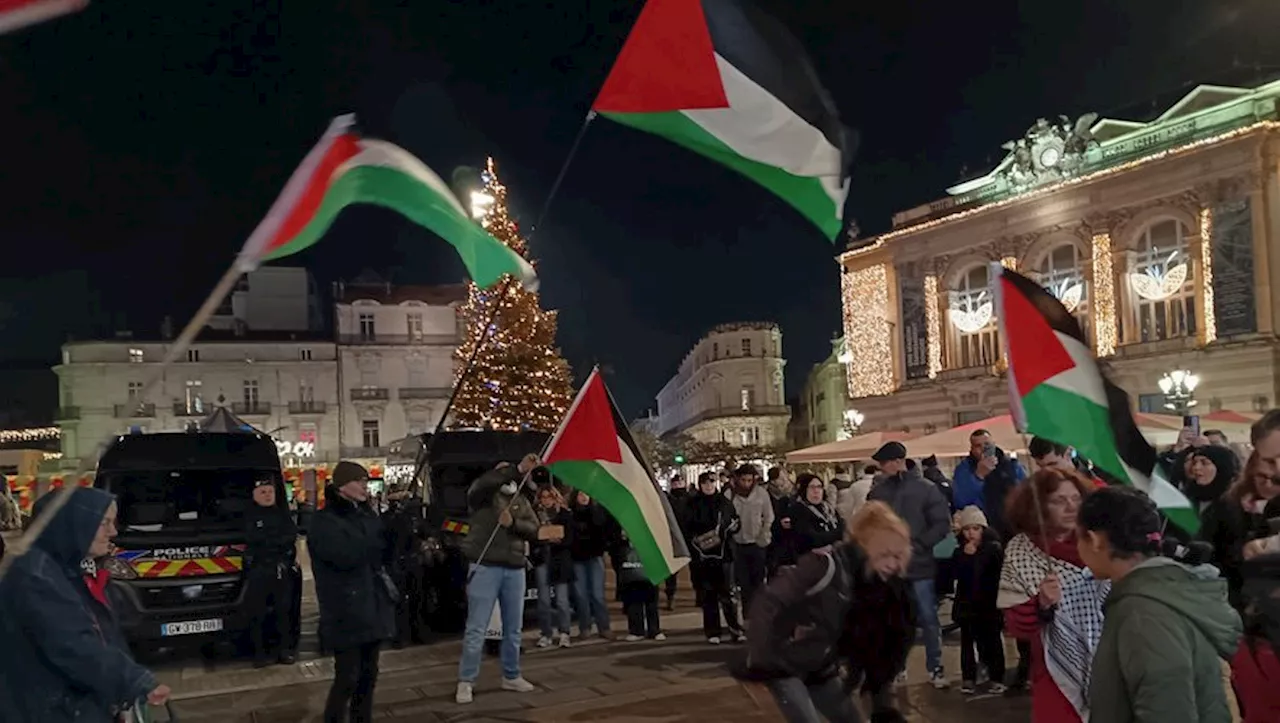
[
  {"xmin": 544, "ymin": 371, "xmax": 623, "ymax": 465},
  {"xmin": 592, "ymin": 0, "xmax": 728, "ymax": 114},
  {"xmin": 1000, "ymin": 275, "xmax": 1076, "ymax": 397}
]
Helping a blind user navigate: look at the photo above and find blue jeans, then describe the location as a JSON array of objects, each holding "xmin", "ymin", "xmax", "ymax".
[
  {"xmin": 910, "ymin": 577, "xmax": 943, "ymax": 672},
  {"xmin": 458, "ymin": 563, "xmax": 526, "ymax": 683},
  {"xmin": 534, "ymin": 564, "xmax": 571, "ymax": 637},
  {"xmin": 572, "ymin": 556, "xmax": 610, "ymax": 635}
]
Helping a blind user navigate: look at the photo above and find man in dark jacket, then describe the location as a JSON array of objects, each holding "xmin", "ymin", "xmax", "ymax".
[
  {"xmin": 244, "ymin": 478, "xmax": 300, "ymax": 667},
  {"xmin": 867, "ymin": 441, "xmax": 952, "ymax": 689},
  {"xmin": 383, "ymin": 487, "xmax": 428, "ymax": 647},
  {"xmin": 664, "ymin": 475, "xmax": 691, "ymax": 610},
  {"xmin": 309, "ymin": 461, "xmax": 395, "ymax": 723},
  {"xmin": 0, "ymin": 487, "xmax": 167, "ymax": 723},
  {"xmin": 456, "ymin": 454, "xmax": 542, "ymax": 705}
]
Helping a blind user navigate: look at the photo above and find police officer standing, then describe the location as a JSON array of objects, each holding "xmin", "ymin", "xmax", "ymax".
[{"xmin": 244, "ymin": 478, "xmax": 299, "ymax": 667}]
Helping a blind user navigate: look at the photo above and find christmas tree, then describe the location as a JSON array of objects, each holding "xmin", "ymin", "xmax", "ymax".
[{"xmin": 450, "ymin": 158, "xmax": 575, "ymax": 431}]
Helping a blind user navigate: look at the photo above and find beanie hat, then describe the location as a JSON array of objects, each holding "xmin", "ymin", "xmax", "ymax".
[
  {"xmin": 333, "ymin": 460, "xmax": 370, "ymax": 487},
  {"xmin": 955, "ymin": 505, "xmax": 988, "ymax": 530}
]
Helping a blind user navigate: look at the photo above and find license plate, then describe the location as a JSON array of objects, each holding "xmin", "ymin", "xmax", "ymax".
[{"xmin": 161, "ymin": 618, "xmax": 223, "ymax": 636}]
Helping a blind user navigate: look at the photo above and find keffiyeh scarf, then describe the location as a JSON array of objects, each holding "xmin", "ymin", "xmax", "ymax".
[{"xmin": 1000, "ymin": 533, "xmax": 1110, "ymax": 722}]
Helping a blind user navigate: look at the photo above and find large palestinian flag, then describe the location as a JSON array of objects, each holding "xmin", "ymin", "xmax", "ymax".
[
  {"xmin": 592, "ymin": 0, "xmax": 854, "ymax": 241},
  {"xmin": 237, "ymin": 115, "xmax": 537, "ymax": 290},
  {"xmin": 0, "ymin": 0, "xmax": 86, "ymax": 35},
  {"xmin": 544, "ymin": 368, "xmax": 690, "ymax": 584},
  {"xmin": 994, "ymin": 264, "xmax": 1198, "ymax": 533}
]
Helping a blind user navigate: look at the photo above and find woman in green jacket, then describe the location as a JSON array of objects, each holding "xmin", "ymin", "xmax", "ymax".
[{"xmin": 1077, "ymin": 485, "xmax": 1242, "ymax": 723}]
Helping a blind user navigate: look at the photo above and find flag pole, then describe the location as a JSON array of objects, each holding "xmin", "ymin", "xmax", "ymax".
[
  {"xmin": 528, "ymin": 110, "xmax": 597, "ymax": 236},
  {"xmin": 0, "ymin": 261, "xmax": 245, "ymax": 583}
]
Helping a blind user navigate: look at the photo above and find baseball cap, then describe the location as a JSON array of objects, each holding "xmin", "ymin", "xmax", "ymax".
[{"xmin": 871, "ymin": 441, "xmax": 907, "ymax": 463}]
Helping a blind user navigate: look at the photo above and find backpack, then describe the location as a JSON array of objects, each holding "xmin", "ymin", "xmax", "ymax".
[{"xmin": 772, "ymin": 547, "xmax": 853, "ymax": 674}]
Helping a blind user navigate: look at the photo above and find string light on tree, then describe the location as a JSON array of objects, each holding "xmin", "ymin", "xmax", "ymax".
[
  {"xmin": 840, "ymin": 264, "xmax": 894, "ymax": 398},
  {"xmin": 451, "ymin": 157, "xmax": 574, "ymax": 432},
  {"xmin": 0, "ymin": 427, "xmax": 60, "ymax": 444}
]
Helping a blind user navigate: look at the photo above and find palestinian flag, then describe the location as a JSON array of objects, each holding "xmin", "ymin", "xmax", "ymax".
[
  {"xmin": 237, "ymin": 115, "xmax": 537, "ymax": 290},
  {"xmin": 994, "ymin": 264, "xmax": 1199, "ymax": 533},
  {"xmin": 0, "ymin": 0, "xmax": 87, "ymax": 34},
  {"xmin": 592, "ymin": 0, "xmax": 854, "ymax": 241},
  {"xmin": 544, "ymin": 368, "xmax": 690, "ymax": 584}
]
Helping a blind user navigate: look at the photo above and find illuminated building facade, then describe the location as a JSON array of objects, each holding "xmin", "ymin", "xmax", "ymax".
[{"xmin": 839, "ymin": 81, "xmax": 1280, "ymax": 435}]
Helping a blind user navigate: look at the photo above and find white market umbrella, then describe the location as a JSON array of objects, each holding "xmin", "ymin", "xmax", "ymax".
[{"xmin": 786, "ymin": 431, "xmax": 917, "ymax": 464}]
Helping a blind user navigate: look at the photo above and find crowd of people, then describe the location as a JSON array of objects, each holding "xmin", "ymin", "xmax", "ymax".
[{"xmin": 14, "ymin": 412, "xmax": 1280, "ymax": 722}]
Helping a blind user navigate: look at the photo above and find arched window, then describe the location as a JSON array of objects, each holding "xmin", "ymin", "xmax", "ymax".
[
  {"xmin": 1126, "ymin": 219, "xmax": 1196, "ymax": 342},
  {"xmin": 1036, "ymin": 243, "xmax": 1089, "ymax": 340},
  {"xmin": 948, "ymin": 264, "xmax": 999, "ymax": 369}
]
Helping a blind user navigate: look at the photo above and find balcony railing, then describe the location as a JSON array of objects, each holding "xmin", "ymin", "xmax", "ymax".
[
  {"xmin": 114, "ymin": 403, "xmax": 156, "ymax": 418},
  {"xmin": 341, "ymin": 445, "xmax": 388, "ymax": 458},
  {"xmin": 350, "ymin": 388, "xmax": 390, "ymax": 401},
  {"xmin": 172, "ymin": 403, "xmax": 204, "ymax": 417},
  {"xmin": 338, "ymin": 333, "xmax": 460, "ymax": 346},
  {"xmin": 231, "ymin": 402, "xmax": 272, "ymax": 415},
  {"xmin": 55, "ymin": 406, "xmax": 80, "ymax": 421},
  {"xmin": 399, "ymin": 387, "xmax": 451, "ymax": 400},
  {"xmin": 288, "ymin": 401, "xmax": 328, "ymax": 415}
]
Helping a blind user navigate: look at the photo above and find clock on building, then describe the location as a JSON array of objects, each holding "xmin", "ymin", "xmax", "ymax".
[{"xmin": 1039, "ymin": 146, "xmax": 1061, "ymax": 168}]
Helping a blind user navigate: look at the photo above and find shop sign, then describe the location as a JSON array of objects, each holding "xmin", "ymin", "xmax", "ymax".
[{"xmin": 275, "ymin": 439, "xmax": 316, "ymax": 458}]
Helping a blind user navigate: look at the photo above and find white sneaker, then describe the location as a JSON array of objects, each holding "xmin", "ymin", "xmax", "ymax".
[
  {"xmin": 894, "ymin": 671, "xmax": 909, "ymax": 687},
  {"xmin": 929, "ymin": 668, "xmax": 950, "ymax": 689},
  {"xmin": 502, "ymin": 676, "xmax": 535, "ymax": 693},
  {"xmin": 558, "ymin": 633, "xmax": 571, "ymax": 648},
  {"xmin": 653, "ymin": 633, "xmax": 667, "ymax": 641},
  {"xmin": 707, "ymin": 636, "xmax": 721, "ymax": 645},
  {"xmin": 455, "ymin": 682, "xmax": 473, "ymax": 704},
  {"xmin": 624, "ymin": 634, "xmax": 643, "ymax": 642},
  {"xmin": 535, "ymin": 636, "xmax": 552, "ymax": 648}
]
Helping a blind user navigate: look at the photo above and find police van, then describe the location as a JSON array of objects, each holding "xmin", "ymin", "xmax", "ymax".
[{"xmin": 93, "ymin": 432, "xmax": 299, "ymax": 648}]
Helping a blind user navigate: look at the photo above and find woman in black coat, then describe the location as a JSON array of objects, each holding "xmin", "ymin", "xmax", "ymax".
[
  {"xmin": 681, "ymin": 472, "xmax": 743, "ymax": 643},
  {"xmin": 790, "ymin": 473, "xmax": 844, "ymax": 557},
  {"xmin": 309, "ymin": 463, "xmax": 396, "ymax": 723}
]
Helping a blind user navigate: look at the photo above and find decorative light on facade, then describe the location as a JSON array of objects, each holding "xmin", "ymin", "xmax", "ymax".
[
  {"xmin": 1091, "ymin": 233, "xmax": 1117, "ymax": 356},
  {"xmin": 923, "ymin": 275, "xmax": 942, "ymax": 378},
  {"xmin": 1129, "ymin": 252, "xmax": 1188, "ymax": 301},
  {"xmin": 949, "ymin": 291, "xmax": 993, "ymax": 333},
  {"xmin": 1000, "ymin": 256, "xmax": 1018, "ymax": 270},
  {"xmin": 1053, "ymin": 280, "xmax": 1084, "ymax": 312},
  {"xmin": 1200, "ymin": 207, "xmax": 1216, "ymax": 344},
  {"xmin": 840, "ymin": 264, "xmax": 895, "ymax": 398},
  {"xmin": 0, "ymin": 427, "xmax": 60, "ymax": 444},
  {"xmin": 841, "ymin": 121, "xmax": 1280, "ymax": 262}
]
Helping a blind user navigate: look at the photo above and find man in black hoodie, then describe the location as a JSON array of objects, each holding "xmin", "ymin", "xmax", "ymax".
[
  {"xmin": 243, "ymin": 477, "xmax": 300, "ymax": 667},
  {"xmin": 664, "ymin": 475, "xmax": 690, "ymax": 610}
]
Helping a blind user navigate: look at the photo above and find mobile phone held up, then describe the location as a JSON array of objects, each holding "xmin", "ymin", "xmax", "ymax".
[{"xmin": 1184, "ymin": 415, "xmax": 1200, "ymax": 439}]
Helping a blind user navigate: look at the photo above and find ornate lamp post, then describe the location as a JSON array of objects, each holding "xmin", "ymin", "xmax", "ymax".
[{"xmin": 1157, "ymin": 369, "xmax": 1200, "ymax": 416}]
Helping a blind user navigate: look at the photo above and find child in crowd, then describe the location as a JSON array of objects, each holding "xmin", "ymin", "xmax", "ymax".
[
  {"xmin": 951, "ymin": 505, "xmax": 1006, "ymax": 695},
  {"xmin": 615, "ymin": 531, "xmax": 665, "ymax": 642}
]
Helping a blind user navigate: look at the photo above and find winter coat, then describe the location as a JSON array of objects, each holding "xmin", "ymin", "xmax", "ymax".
[
  {"xmin": 922, "ymin": 464, "xmax": 955, "ymax": 510},
  {"xmin": 737, "ymin": 542, "xmax": 914, "ymax": 694},
  {"xmin": 952, "ymin": 449, "xmax": 1025, "ymax": 539},
  {"xmin": 244, "ymin": 501, "xmax": 298, "ymax": 574},
  {"xmin": 614, "ymin": 540, "xmax": 650, "ymax": 588},
  {"xmin": 769, "ymin": 492, "xmax": 798, "ymax": 567},
  {"xmin": 1200, "ymin": 496, "xmax": 1269, "ymax": 609},
  {"xmin": 790, "ymin": 499, "xmax": 843, "ymax": 556},
  {"xmin": 680, "ymin": 491, "xmax": 739, "ymax": 562},
  {"xmin": 866, "ymin": 466, "xmax": 951, "ymax": 581},
  {"xmin": 830, "ymin": 475, "xmax": 870, "ymax": 522},
  {"xmin": 1089, "ymin": 557, "xmax": 1242, "ymax": 723},
  {"xmin": 308, "ymin": 487, "xmax": 396, "ymax": 650},
  {"xmin": 460, "ymin": 466, "xmax": 540, "ymax": 569},
  {"xmin": 568, "ymin": 500, "xmax": 611, "ymax": 561},
  {"xmin": 726, "ymin": 483, "xmax": 774, "ymax": 548},
  {"xmin": 951, "ymin": 531, "xmax": 1003, "ymax": 620},
  {"xmin": 0, "ymin": 488, "xmax": 157, "ymax": 723},
  {"xmin": 530, "ymin": 507, "xmax": 574, "ymax": 585}
]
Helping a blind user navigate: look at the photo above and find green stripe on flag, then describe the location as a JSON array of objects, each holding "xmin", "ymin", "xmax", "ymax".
[
  {"xmin": 600, "ymin": 110, "xmax": 843, "ymax": 240},
  {"xmin": 548, "ymin": 460, "xmax": 676, "ymax": 583},
  {"xmin": 262, "ymin": 165, "xmax": 528, "ymax": 289},
  {"xmin": 1022, "ymin": 383, "xmax": 1199, "ymax": 533}
]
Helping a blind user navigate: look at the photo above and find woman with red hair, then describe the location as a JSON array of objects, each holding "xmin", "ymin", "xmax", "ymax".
[{"xmin": 997, "ymin": 468, "xmax": 1103, "ymax": 723}]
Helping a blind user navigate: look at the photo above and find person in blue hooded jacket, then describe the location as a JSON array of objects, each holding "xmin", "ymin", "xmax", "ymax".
[
  {"xmin": 951, "ymin": 428, "xmax": 1026, "ymax": 540},
  {"xmin": 0, "ymin": 487, "xmax": 167, "ymax": 722}
]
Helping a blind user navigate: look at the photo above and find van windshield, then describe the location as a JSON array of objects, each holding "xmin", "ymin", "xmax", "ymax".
[{"xmin": 104, "ymin": 468, "xmax": 273, "ymax": 534}]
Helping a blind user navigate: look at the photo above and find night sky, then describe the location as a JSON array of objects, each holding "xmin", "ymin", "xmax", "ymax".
[{"xmin": 0, "ymin": 0, "xmax": 1274, "ymax": 424}]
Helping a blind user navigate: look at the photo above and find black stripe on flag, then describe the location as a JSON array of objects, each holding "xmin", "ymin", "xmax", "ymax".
[
  {"xmin": 700, "ymin": 0, "xmax": 856, "ymax": 170},
  {"xmin": 600, "ymin": 375, "xmax": 691, "ymax": 561},
  {"xmin": 1001, "ymin": 268, "xmax": 1159, "ymax": 479}
]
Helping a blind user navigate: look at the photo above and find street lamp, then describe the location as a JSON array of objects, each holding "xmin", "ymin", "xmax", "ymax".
[
  {"xmin": 469, "ymin": 191, "xmax": 495, "ymax": 220},
  {"xmin": 1157, "ymin": 369, "xmax": 1200, "ymax": 415},
  {"xmin": 842, "ymin": 408, "xmax": 865, "ymax": 439}
]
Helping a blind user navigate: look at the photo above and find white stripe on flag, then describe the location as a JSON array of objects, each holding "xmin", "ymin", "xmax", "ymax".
[
  {"xmin": 597, "ymin": 435, "xmax": 681, "ymax": 571},
  {"xmin": 1040, "ymin": 332, "xmax": 1109, "ymax": 407}
]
